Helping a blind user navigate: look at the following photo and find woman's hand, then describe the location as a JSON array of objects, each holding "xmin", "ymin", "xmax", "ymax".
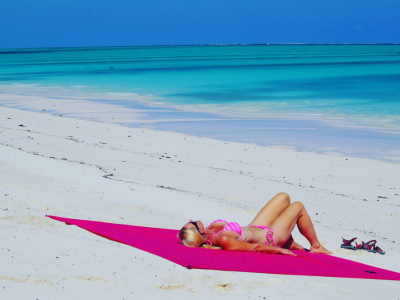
[
  {"xmin": 278, "ymin": 248, "xmax": 297, "ymax": 256},
  {"xmin": 217, "ymin": 234, "xmax": 298, "ymax": 256}
]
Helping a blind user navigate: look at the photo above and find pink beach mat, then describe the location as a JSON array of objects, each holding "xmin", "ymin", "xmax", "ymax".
[{"xmin": 47, "ymin": 215, "xmax": 400, "ymax": 280}]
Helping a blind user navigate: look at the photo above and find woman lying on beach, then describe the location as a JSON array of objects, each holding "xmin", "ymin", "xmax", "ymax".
[{"xmin": 178, "ymin": 193, "xmax": 332, "ymax": 256}]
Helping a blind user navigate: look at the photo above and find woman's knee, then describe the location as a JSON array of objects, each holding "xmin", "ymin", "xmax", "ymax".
[
  {"xmin": 276, "ymin": 192, "xmax": 290, "ymax": 205},
  {"xmin": 291, "ymin": 201, "xmax": 304, "ymax": 211}
]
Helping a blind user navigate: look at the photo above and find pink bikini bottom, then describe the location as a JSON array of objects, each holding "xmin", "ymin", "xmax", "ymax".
[{"xmin": 249, "ymin": 225, "xmax": 276, "ymax": 247}]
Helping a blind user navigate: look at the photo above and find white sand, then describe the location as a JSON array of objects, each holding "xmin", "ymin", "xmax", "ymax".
[{"xmin": 1, "ymin": 105, "xmax": 400, "ymax": 299}]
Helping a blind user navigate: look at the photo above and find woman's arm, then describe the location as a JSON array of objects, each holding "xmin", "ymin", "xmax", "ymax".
[{"xmin": 217, "ymin": 235, "xmax": 297, "ymax": 256}]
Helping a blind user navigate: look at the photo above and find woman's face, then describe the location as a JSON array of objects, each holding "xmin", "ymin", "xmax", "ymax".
[{"xmin": 183, "ymin": 220, "xmax": 205, "ymax": 234}]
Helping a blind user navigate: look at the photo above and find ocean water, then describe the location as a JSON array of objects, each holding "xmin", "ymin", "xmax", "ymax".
[{"xmin": 1, "ymin": 45, "xmax": 400, "ymax": 161}]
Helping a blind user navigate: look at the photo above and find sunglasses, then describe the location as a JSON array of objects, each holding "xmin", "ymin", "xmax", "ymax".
[{"xmin": 188, "ymin": 221, "xmax": 201, "ymax": 233}]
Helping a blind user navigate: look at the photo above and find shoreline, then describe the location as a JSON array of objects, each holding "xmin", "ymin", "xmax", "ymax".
[
  {"xmin": 1, "ymin": 104, "xmax": 400, "ymax": 298},
  {"xmin": 2, "ymin": 83, "xmax": 400, "ymax": 136},
  {"xmin": 1, "ymin": 91, "xmax": 400, "ymax": 163}
]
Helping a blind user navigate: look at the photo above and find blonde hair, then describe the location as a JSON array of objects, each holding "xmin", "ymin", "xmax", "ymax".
[{"xmin": 179, "ymin": 228, "xmax": 221, "ymax": 250}]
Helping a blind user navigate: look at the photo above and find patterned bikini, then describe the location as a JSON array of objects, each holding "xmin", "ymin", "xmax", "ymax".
[{"xmin": 205, "ymin": 219, "xmax": 275, "ymax": 247}]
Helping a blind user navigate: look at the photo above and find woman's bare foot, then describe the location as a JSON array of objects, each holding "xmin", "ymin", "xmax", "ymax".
[
  {"xmin": 310, "ymin": 244, "xmax": 332, "ymax": 254},
  {"xmin": 289, "ymin": 240, "xmax": 306, "ymax": 251},
  {"xmin": 283, "ymin": 236, "xmax": 306, "ymax": 251}
]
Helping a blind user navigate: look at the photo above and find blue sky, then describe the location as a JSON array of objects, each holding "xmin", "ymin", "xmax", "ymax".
[{"xmin": 0, "ymin": 0, "xmax": 399, "ymax": 48}]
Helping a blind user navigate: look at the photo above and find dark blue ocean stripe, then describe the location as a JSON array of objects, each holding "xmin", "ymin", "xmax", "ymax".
[{"xmin": 2, "ymin": 59, "xmax": 400, "ymax": 80}]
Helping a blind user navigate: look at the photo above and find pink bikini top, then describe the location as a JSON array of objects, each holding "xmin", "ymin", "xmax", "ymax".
[
  {"xmin": 205, "ymin": 219, "xmax": 276, "ymax": 247},
  {"xmin": 205, "ymin": 219, "xmax": 242, "ymax": 246}
]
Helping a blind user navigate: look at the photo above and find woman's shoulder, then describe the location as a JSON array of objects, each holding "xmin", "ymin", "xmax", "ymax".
[{"xmin": 207, "ymin": 219, "xmax": 228, "ymax": 228}]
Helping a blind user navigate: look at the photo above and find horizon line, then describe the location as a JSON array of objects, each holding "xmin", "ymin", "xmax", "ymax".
[{"xmin": 1, "ymin": 43, "xmax": 400, "ymax": 51}]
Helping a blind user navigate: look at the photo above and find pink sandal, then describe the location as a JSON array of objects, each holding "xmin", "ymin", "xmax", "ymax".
[
  {"xmin": 341, "ymin": 237, "xmax": 362, "ymax": 250},
  {"xmin": 361, "ymin": 240, "xmax": 385, "ymax": 255}
]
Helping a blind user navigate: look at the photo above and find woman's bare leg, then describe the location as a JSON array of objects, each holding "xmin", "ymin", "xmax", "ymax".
[
  {"xmin": 249, "ymin": 192, "xmax": 291, "ymax": 226},
  {"xmin": 249, "ymin": 193, "xmax": 304, "ymax": 251},
  {"xmin": 271, "ymin": 202, "xmax": 331, "ymax": 254}
]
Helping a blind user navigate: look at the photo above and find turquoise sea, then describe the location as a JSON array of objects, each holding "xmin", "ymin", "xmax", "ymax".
[{"xmin": 1, "ymin": 45, "xmax": 400, "ymax": 161}]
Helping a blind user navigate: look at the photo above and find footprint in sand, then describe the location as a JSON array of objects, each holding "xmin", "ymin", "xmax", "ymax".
[
  {"xmin": 159, "ymin": 284, "xmax": 186, "ymax": 290},
  {"xmin": 214, "ymin": 283, "xmax": 232, "ymax": 291}
]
